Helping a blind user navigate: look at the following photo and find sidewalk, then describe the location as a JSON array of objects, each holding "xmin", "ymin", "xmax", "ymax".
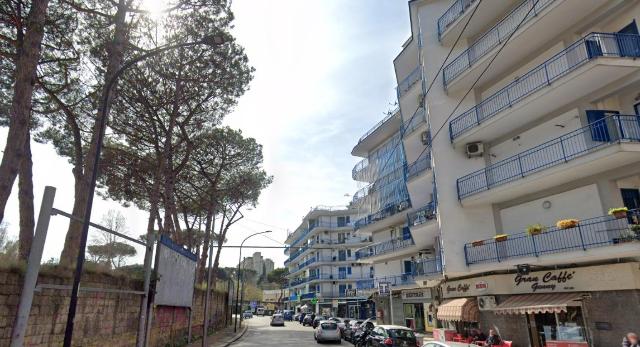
[{"xmin": 186, "ymin": 322, "xmax": 248, "ymax": 347}]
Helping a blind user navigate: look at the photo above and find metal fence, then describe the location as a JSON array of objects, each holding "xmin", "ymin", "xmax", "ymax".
[
  {"xmin": 401, "ymin": 107, "xmax": 427, "ymax": 137},
  {"xmin": 407, "ymin": 202, "xmax": 437, "ymax": 227},
  {"xmin": 405, "ymin": 149, "xmax": 432, "ymax": 181},
  {"xmin": 354, "ymin": 198, "xmax": 412, "ymax": 230},
  {"xmin": 375, "ymin": 274, "xmax": 416, "ymax": 287},
  {"xmin": 437, "ymin": 0, "xmax": 477, "ymax": 40},
  {"xmin": 413, "ymin": 257, "xmax": 443, "ymax": 277},
  {"xmin": 356, "ymin": 236, "xmax": 415, "ymax": 260},
  {"xmin": 457, "ymin": 115, "xmax": 640, "ymax": 199},
  {"xmin": 449, "ymin": 32, "xmax": 640, "ymax": 140},
  {"xmin": 464, "ymin": 209, "xmax": 640, "ymax": 265},
  {"xmin": 443, "ymin": 0, "xmax": 555, "ymax": 87},
  {"xmin": 397, "ymin": 66, "xmax": 422, "ymax": 98}
]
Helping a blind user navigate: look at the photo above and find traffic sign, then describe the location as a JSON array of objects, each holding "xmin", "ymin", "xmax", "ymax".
[
  {"xmin": 310, "ymin": 298, "xmax": 318, "ymax": 304},
  {"xmin": 378, "ymin": 282, "xmax": 390, "ymax": 296}
]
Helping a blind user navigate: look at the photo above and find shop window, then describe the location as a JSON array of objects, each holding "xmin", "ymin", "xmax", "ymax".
[{"xmin": 530, "ymin": 307, "xmax": 587, "ymax": 346}]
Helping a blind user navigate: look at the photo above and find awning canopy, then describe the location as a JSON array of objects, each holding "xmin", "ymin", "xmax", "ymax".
[
  {"xmin": 436, "ymin": 298, "xmax": 479, "ymax": 322},
  {"xmin": 493, "ymin": 293, "xmax": 584, "ymax": 315}
]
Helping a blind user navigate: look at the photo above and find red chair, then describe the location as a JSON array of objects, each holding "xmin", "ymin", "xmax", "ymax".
[
  {"xmin": 452, "ymin": 334, "xmax": 464, "ymax": 342},
  {"xmin": 500, "ymin": 341, "xmax": 513, "ymax": 347}
]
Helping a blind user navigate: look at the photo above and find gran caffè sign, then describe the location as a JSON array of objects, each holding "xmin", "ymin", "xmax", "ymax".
[{"xmin": 442, "ymin": 262, "xmax": 640, "ymax": 298}]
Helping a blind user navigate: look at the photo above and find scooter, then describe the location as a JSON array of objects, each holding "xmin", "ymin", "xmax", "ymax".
[{"xmin": 352, "ymin": 328, "xmax": 372, "ymax": 347}]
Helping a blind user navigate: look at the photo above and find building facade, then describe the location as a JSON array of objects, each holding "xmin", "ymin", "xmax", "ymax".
[
  {"xmin": 284, "ymin": 206, "xmax": 375, "ymax": 319},
  {"xmin": 241, "ymin": 252, "xmax": 274, "ymax": 281},
  {"xmin": 374, "ymin": 0, "xmax": 640, "ymax": 346}
]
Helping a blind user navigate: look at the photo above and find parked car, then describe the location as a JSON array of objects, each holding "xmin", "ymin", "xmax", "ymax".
[
  {"xmin": 314, "ymin": 321, "xmax": 342, "ymax": 343},
  {"xmin": 242, "ymin": 310, "xmax": 253, "ymax": 319},
  {"xmin": 283, "ymin": 310, "xmax": 294, "ymax": 321},
  {"xmin": 328, "ymin": 317, "xmax": 346, "ymax": 331},
  {"xmin": 256, "ymin": 306, "xmax": 266, "ymax": 316},
  {"xmin": 342, "ymin": 320, "xmax": 363, "ymax": 342},
  {"xmin": 367, "ymin": 325, "xmax": 418, "ymax": 347},
  {"xmin": 270, "ymin": 313, "xmax": 285, "ymax": 327},
  {"xmin": 313, "ymin": 315, "xmax": 329, "ymax": 328}
]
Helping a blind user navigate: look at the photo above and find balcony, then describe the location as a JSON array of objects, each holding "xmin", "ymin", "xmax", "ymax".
[
  {"xmin": 443, "ymin": 0, "xmax": 607, "ymax": 92},
  {"xmin": 464, "ymin": 210, "xmax": 640, "ymax": 266},
  {"xmin": 407, "ymin": 202, "xmax": 437, "ymax": 227},
  {"xmin": 354, "ymin": 198, "xmax": 412, "ymax": 232},
  {"xmin": 352, "ymin": 109, "xmax": 402, "ymax": 157},
  {"xmin": 437, "ymin": 0, "xmax": 517, "ymax": 45},
  {"xmin": 352, "ymin": 157, "xmax": 370, "ymax": 182},
  {"xmin": 457, "ymin": 115, "xmax": 640, "ymax": 204},
  {"xmin": 286, "ymin": 220, "xmax": 353, "ymax": 251},
  {"xmin": 449, "ymin": 32, "xmax": 640, "ymax": 144},
  {"xmin": 397, "ymin": 66, "xmax": 421, "ymax": 99},
  {"xmin": 356, "ymin": 279, "xmax": 375, "ymax": 290},
  {"xmin": 405, "ymin": 150, "xmax": 431, "ymax": 181},
  {"xmin": 375, "ymin": 274, "xmax": 416, "ymax": 288},
  {"xmin": 413, "ymin": 257, "xmax": 443, "ymax": 278},
  {"xmin": 401, "ymin": 107, "xmax": 427, "ymax": 138},
  {"xmin": 356, "ymin": 235, "xmax": 416, "ymax": 262}
]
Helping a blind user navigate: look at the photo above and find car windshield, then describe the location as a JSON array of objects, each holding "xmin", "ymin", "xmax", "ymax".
[
  {"xmin": 321, "ymin": 322, "xmax": 338, "ymax": 330},
  {"xmin": 389, "ymin": 329, "xmax": 416, "ymax": 339}
]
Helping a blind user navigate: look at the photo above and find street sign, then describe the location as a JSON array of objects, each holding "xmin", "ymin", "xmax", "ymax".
[
  {"xmin": 310, "ymin": 298, "xmax": 318, "ymax": 304},
  {"xmin": 378, "ymin": 282, "xmax": 390, "ymax": 296},
  {"xmin": 250, "ymin": 301, "xmax": 258, "ymax": 309},
  {"xmin": 345, "ymin": 288, "xmax": 357, "ymax": 297}
]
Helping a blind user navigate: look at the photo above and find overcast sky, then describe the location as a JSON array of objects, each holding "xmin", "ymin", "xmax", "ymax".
[{"xmin": 0, "ymin": 0, "xmax": 410, "ymax": 269}]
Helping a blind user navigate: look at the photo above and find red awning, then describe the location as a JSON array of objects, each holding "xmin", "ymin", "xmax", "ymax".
[
  {"xmin": 436, "ymin": 298, "xmax": 479, "ymax": 322},
  {"xmin": 493, "ymin": 293, "xmax": 584, "ymax": 315}
]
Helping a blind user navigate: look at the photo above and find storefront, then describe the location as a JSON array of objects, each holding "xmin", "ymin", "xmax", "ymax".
[
  {"xmin": 400, "ymin": 288, "xmax": 434, "ymax": 332},
  {"xmin": 433, "ymin": 297, "xmax": 480, "ymax": 342},
  {"xmin": 440, "ymin": 262, "xmax": 640, "ymax": 347}
]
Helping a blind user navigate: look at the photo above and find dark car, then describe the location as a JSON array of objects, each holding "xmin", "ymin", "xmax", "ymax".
[
  {"xmin": 283, "ymin": 310, "xmax": 294, "ymax": 321},
  {"xmin": 367, "ymin": 325, "xmax": 418, "ymax": 347},
  {"xmin": 342, "ymin": 320, "xmax": 363, "ymax": 342},
  {"xmin": 312, "ymin": 315, "xmax": 328, "ymax": 329}
]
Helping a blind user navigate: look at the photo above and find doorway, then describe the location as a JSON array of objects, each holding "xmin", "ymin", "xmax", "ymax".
[{"xmin": 403, "ymin": 303, "xmax": 426, "ymax": 332}]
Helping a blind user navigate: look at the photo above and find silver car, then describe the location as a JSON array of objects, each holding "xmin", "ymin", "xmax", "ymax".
[
  {"xmin": 270, "ymin": 313, "xmax": 285, "ymax": 327},
  {"xmin": 315, "ymin": 321, "xmax": 341, "ymax": 343}
]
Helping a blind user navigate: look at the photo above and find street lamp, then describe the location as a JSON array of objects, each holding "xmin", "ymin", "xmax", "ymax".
[
  {"xmin": 234, "ymin": 230, "xmax": 272, "ymax": 332},
  {"xmin": 63, "ymin": 33, "xmax": 230, "ymax": 347}
]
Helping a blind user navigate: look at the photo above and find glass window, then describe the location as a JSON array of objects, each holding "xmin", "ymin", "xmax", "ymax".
[{"xmin": 389, "ymin": 329, "xmax": 416, "ymax": 339}]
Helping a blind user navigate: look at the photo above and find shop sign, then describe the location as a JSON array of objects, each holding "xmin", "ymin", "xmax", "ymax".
[
  {"xmin": 401, "ymin": 289, "xmax": 432, "ymax": 300},
  {"xmin": 444, "ymin": 282, "xmax": 471, "ymax": 295},
  {"xmin": 345, "ymin": 288, "xmax": 357, "ymax": 297},
  {"xmin": 378, "ymin": 282, "xmax": 390, "ymax": 296},
  {"xmin": 514, "ymin": 270, "xmax": 576, "ymax": 292},
  {"xmin": 475, "ymin": 281, "xmax": 488, "ymax": 292}
]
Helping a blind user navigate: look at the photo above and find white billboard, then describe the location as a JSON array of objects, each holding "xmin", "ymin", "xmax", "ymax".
[{"xmin": 155, "ymin": 235, "xmax": 197, "ymax": 307}]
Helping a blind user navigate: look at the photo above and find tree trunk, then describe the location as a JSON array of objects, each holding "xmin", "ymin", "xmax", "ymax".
[
  {"xmin": 59, "ymin": 0, "xmax": 130, "ymax": 267},
  {"xmin": 198, "ymin": 209, "xmax": 213, "ymax": 283},
  {"xmin": 0, "ymin": 0, "xmax": 50, "ymax": 223},
  {"xmin": 18, "ymin": 134, "xmax": 35, "ymax": 260}
]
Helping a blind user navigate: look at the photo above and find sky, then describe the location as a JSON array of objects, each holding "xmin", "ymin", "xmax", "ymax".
[{"xmin": 0, "ymin": 0, "xmax": 411, "ymax": 269}]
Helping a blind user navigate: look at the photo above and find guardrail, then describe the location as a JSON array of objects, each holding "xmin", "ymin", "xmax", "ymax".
[
  {"xmin": 437, "ymin": 0, "xmax": 477, "ymax": 40},
  {"xmin": 464, "ymin": 209, "xmax": 640, "ymax": 265},
  {"xmin": 449, "ymin": 32, "xmax": 640, "ymax": 141},
  {"xmin": 443, "ymin": 0, "xmax": 555, "ymax": 87},
  {"xmin": 407, "ymin": 202, "xmax": 437, "ymax": 227},
  {"xmin": 356, "ymin": 236, "xmax": 415, "ymax": 260},
  {"xmin": 354, "ymin": 198, "xmax": 412, "ymax": 230},
  {"xmin": 413, "ymin": 257, "xmax": 443, "ymax": 277},
  {"xmin": 405, "ymin": 149, "xmax": 431, "ymax": 181},
  {"xmin": 457, "ymin": 115, "xmax": 640, "ymax": 199},
  {"xmin": 358, "ymin": 108, "xmax": 399, "ymax": 144},
  {"xmin": 401, "ymin": 107, "xmax": 427, "ymax": 137},
  {"xmin": 397, "ymin": 66, "xmax": 422, "ymax": 98}
]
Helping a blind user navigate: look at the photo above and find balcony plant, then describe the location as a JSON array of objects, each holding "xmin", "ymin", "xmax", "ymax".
[
  {"xmin": 613, "ymin": 229, "xmax": 637, "ymax": 244},
  {"xmin": 493, "ymin": 234, "xmax": 509, "ymax": 242},
  {"xmin": 471, "ymin": 240, "xmax": 485, "ymax": 247},
  {"xmin": 608, "ymin": 207, "xmax": 629, "ymax": 219},
  {"xmin": 631, "ymin": 224, "xmax": 640, "ymax": 239},
  {"xmin": 526, "ymin": 223, "xmax": 547, "ymax": 236},
  {"xmin": 556, "ymin": 219, "xmax": 580, "ymax": 230}
]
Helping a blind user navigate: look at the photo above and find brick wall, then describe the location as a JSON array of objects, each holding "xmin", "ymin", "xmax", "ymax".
[{"xmin": 0, "ymin": 269, "xmax": 229, "ymax": 347}]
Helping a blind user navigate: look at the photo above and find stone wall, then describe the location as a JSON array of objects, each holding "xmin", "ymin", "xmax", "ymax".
[
  {"xmin": 584, "ymin": 289, "xmax": 640, "ymax": 347},
  {"xmin": 0, "ymin": 269, "xmax": 229, "ymax": 347}
]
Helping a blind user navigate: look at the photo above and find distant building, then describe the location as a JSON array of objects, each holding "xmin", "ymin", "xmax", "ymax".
[{"xmin": 241, "ymin": 252, "xmax": 274, "ymax": 281}]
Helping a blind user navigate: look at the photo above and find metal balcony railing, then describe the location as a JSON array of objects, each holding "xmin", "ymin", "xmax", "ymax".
[
  {"xmin": 438, "ymin": 0, "xmax": 477, "ymax": 40},
  {"xmin": 356, "ymin": 279, "xmax": 375, "ymax": 290},
  {"xmin": 397, "ymin": 66, "xmax": 422, "ymax": 98},
  {"xmin": 358, "ymin": 108, "xmax": 399, "ymax": 144},
  {"xmin": 286, "ymin": 220, "xmax": 354, "ymax": 252},
  {"xmin": 356, "ymin": 236, "xmax": 415, "ymax": 260},
  {"xmin": 413, "ymin": 257, "xmax": 443, "ymax": 277},
  {"xmin": 457, "ymin": 115, "xmax": 640, "ymax": 199},
  {"xmin": 449, "ymin": 32, "xmax": 640, "ymax": 141},
  {"xmin": 375, "ymin": 274, "xmax": 415, "ymax": 287},
  {"xmin": 407, "ymin": 202, "xmax": 437, "ymax": 227},
  {"xmin": 464, "ymin": 209, "xmax": 640, "ymax": 265},
  {"xmin": 352, "ymin": 157, "xmax": 370, "ymax": 181},
  {"xmin": 401, "ymin": 107, "xmax": 427, "ymax": 137},
  {"xmin": 443, "ymin": 0, "xmax": 555, "ymax": 87},
  {"xmin": 354, "ymin": 198, "xmax": 412, "ymax": 230},
  {"xmin": 405, "ymin": 150, "xmax": 431, "ymax": 181}
]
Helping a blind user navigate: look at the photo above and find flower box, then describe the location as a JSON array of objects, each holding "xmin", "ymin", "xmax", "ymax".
[
  {"xmin": 493, "ymin": 234, "xmax": 508, "ymax": 242},
  {"xmin": 526, "ymin": 223, "xmax": 547, "ymax": 236},
  {"xmin": 608, "ymin": 207, "xmax": 629, "ymax": 219},
  {"xmin": 471, "ymin": 240, "xmax": 485, "ymax": 247},
  {"xmin": 556, "ymin": 219, "xmax": 579, "ymax": 230}
]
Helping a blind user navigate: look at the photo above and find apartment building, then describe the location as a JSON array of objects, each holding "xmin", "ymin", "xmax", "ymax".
[
  {"xmin": 284, "ymin": 206, "xmax": 375, "ymax": 319},
  {"xmin": 386, "ymin": 0, "xmax": 640, "ymax": 346},
  {"xmin": 241, "ymin": 252, "xmax": 274, "ymax": 281}
]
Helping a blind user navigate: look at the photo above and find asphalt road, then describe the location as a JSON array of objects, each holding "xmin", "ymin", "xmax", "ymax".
[{"xmin": 232, "ymin": 316, "xmax": 344, "ymax": 346}]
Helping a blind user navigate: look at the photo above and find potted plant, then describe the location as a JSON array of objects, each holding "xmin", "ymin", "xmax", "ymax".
[
  {"xmin": 613, "ymin": 230, "xmax": 636, "ymax": 244},
  {"xmin": 556, "ymin": 219, "xmax": 580, "ymax": 229},
  {"xmin": 631, "ymin": 224, "xmax": 640, "ymax": 239},
  {"xmin": 493, "ymin": 234, "xmax": 509, "ymax": 242},
  {"xmin": 471, "ymin": 240, "xmax": 485, "ymax": 247},
  {"xmin": 608, "ymin": 207, "xmax": 629, "ymax": 219},
  {"xmin": 526, "ymin": 223, "xmax": 547, "ymax": 236}
]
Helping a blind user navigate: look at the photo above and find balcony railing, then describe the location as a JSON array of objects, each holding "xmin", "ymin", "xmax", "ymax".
[
  {"xmin": 354, "ymin": 198, "xmax": 412, "ymax": 230},
  {"xmin": 397, "ymin": 66, "xmax": 422, "ymax": 98},
  {"xmin": 413, "ymin": 257, "xmax": 443, "ymax": 277},
  {"xmin": 449, "ymin": 32, "xmax": 640, "ymax": 141},
  {"xmin": 443, "ymin": 0, "xmax": 555, "ymax": 87},
  {"xmin": 358, "ymin": 108, "xmax": 399, "ymax": 144},
  {"xmin": 352, "ymin": 157, "xmax": 369, "ymax": 181},
  {"xmin": 407, "ymin": 202, "xmax": 437, "ymax": 227},
  {"xmin": 437, "ymin": 0, "xmax": 477, "ymax": 40},
  {"xmin": 405, "ymin": 150, "xmax": 431, "ymax": 181},
  {"xmin": 356, "ymin": 236, "xmax": 415, "ymax": 260},
  {"xmin": 401, "ymin": 107, "xmax": 427, "ymax": 137},
  {"xmin": 286, "ymin": 220, "xmax": 353, "ymax": 252},
  {"xmin": 464, "ymin": 209, "xmax": 640, "ymax": 265},
  {"xmin": 457, "ymin": 115, "xmax": 640, "ymax": 199},
  {"xmin": 375, "ymin": 274, "xmax": 415, "ymax": 287},
  {"xmin": 356, "ymin": 279, "xmax": 375, "ymax": 290}
]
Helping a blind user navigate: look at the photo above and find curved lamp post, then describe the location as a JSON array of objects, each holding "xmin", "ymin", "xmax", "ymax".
[
  {"xmin": 63, "ymin": 34, "xmax": 230, "ymax": 347},
  {"xmin": 234, "ymin": 230, "xmax": 272, "ymax": 332}
]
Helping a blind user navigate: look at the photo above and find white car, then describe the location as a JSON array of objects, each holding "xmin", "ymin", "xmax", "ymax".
[
  {"xmin": 315, "ymin": 321, "xmax": 342, "ymax": 343},
  {"xmin": 270, "ymin": 313, "xmax": 285, "ymax": 327},
  {"xmin": 328, "ymin": 317, "xmax": 346, "ymax": 331}
]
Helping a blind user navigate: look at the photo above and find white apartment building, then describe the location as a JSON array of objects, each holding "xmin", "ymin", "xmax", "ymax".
[
  {"xmin": 385, "ymin": 0, "xmax": 640, "ymax": 346},
  {"xmin": 284, "ymin": 206, "xmax": 375, "ymax": 318},
  {"xmin": 241, "ymin": 251, "xmax": 274, "ymax": 281}
]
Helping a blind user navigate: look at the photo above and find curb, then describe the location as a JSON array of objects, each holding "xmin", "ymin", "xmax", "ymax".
[{"xmin": 222, "ymin": 323, "xmax": 248, "ymax": 347}]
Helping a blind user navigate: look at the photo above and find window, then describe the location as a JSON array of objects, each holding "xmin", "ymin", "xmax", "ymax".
[
  {"xmin": 338, "ymin": 250, "xmax": 346, "ymax": 261},
  {"xmin": 347, "ymin": 267, "xmax": 352, "ymax": 275},
  {"xmin": 403, "ymin": 260, "xmax": 413, "ymax": 274},
  {"xmin": 347, "ymin": 249, "xmax": 352, "ymax": 257},
  {"xmin": 338, "ymin": 216, "xmax": 347, "ymax": 227}
]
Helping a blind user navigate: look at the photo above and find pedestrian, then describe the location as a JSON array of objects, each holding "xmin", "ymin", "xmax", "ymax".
[
  {"xmin": 623, "ymin": 333, "xmax": 640, "ymax": 347},
  {"xmin": 485, "ymin": 329, "xmax": 502, "ymax": 346},
  {"xmin": 300, "ymin": 312, "xmax": 306, "ymax": 324}
]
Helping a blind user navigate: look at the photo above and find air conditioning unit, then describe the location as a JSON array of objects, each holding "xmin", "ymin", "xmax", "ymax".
[
  {"xmin": 478, "ymin": 296, "xmax": 497, "ymax": 311},
  {"xmin": 466, "ymin": 142, "xmax": 484, "ymax": 158},
  {"xmin": 421, "ymin": 131, "xmax": 431, "ymax": 146}
]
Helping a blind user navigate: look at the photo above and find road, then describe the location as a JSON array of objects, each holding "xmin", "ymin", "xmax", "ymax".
[{"xmin": 232, "ymin": 316, "xmax": 344, "ymax": 346}]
